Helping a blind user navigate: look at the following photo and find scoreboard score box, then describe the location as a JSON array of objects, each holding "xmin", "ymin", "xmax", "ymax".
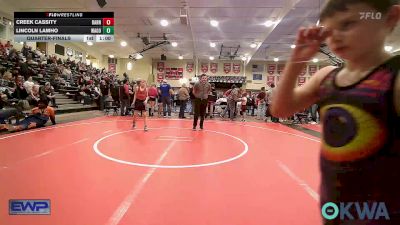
[{"xmin": 14, "ymin": 12, "xmax": 114, "ymax": 43}]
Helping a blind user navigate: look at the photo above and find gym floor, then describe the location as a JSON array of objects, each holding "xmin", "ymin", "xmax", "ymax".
[{"xmin": 0, "ymin": 115, "xmax": 323, "ymax": 225}]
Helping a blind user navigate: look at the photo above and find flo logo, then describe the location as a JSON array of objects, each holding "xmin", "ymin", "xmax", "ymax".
[
  {"xmin": 359, "ymin": 12, "xmax": 382, "ymax": 20},
  {"xmin": 322, "ymin": 202, "xmax": 390, "ymax": 220}
]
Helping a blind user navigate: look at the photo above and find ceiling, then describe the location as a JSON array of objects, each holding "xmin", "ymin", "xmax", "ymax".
[{"xmin": 0, "ymin": 0, "xmax": 399, "ymax": 62}]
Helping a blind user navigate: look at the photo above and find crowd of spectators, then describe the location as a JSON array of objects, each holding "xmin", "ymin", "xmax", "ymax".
[{"xmin": 0, "ymin": 40, "xmax": 319, "ymax": 133}]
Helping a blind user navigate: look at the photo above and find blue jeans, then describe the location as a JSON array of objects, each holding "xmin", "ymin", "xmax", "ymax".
[
  {"xmin": 162, "ymin": 96, "xmax": 171, "ymax": 116},
  {"xmin": 18, "ymin": 114, "xmax": 48, "ymax": 130}
]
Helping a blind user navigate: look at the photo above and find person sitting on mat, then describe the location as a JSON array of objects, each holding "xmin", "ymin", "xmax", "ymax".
[
  {"xmin": 271, "ymin": 0, "xmax": 400, "ymax": 224},
  {"xmin": 131, "ymin": 79, "xmax": 149, "ymax": 131},
  {"xmin": 6, "ymin": 99, "xmax": 56, "ymax": 132}
]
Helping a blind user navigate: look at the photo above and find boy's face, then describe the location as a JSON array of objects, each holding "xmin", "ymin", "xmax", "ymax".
[
  {"xmin": 322, "ymin": 3, "xmax": 395, "ymax": 61},
  {"xmin": 38, "ymin": 102, "xmax": 46, "ymax": 109}
]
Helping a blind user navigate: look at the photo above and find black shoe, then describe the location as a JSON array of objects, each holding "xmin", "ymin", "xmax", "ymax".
[
  {"xmin": 200, "ymin": 126, "xmax": 203, "ymax": 130},
  {"xmin": 192, "ymin": 127, "xmax": 196, "ymax": 131}
]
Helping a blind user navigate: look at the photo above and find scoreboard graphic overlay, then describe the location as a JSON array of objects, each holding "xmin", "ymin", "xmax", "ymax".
[{"xmin": 14, "ymin": 12, "xmax": 114, "ymax": 43}]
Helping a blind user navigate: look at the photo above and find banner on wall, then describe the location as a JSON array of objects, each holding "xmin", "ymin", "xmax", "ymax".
[
  {"xmin": 267, "ymin": 75, "xmax": 275, "ymax": 83},
  {"xmin": 277, "ymin": 64, "xmax": 285, "ymax": 74},
  {"xmin": 210, "ymin": 63, "xmax": 218, "ymax": 73},
  {"xmin": 253, "ymin": 74, "xmax": 262, "ymax": 80},
  {"xmin": 164, "ymin": 68, "xmax": 183, "ymax": 80},
  {"xmin": 157, "ymin": 72, "xmax": 164, "ymax": 82},
  {"xmin": 267, "ymin": 64, "xmax": 276, "ymax": 75},
  {"xmin": 300, "ymin": 66, "xmax": 307, "ymax": 76},
  {"xmin": 157, "ymin": 62, "xmax": 165, "ymax": 72},
  {"xmin": 201, "ymin": 63, "xmax": 208, "ymax": 73},
  {"xmin": 298, "ymin": 77, "xmax": 306, "ymax": 86},
  {"xmin": 224, "ymin": 63, "xmax": 231, "ymax": 74},
  {"xmin": 309, "ymin": 65, "xmax": 317, "ymax": 75},
  {"xmin": 233, "ymin": 63, "xmax": 240, "ymax": 74},
  {"xmin": 186, "ymin": 62, "xmax": 194, "ymax": 73},
  {"xmin": 108, "ymin": 63, "xmax": 116, "ymax": 73}
]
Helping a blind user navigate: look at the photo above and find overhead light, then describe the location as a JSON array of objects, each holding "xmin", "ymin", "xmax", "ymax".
[
  {"xmin": 160, "ymin": 19, "xmax": 169, "ymax": 27},
  {"xmin": 274, "ymin": 57, "xmax": 279, "ymax": 62},
  {"xmin": 120, "ymin": 41, "xmax": 127, "ymax": 47},
  {"xmin": 210, "ymin": 20, "xmax": 219, "ymax": 27},
  {"xmin": 86, "ymin": 54, "xmax": 88, "ymax": 57},
  {"xmin": 87, "ymin": 41, "xmax": 93, "ymax": 46},
  {"xmin": 178, "ymin": 55, "xmax": 183, "ymax": 60},
  {"xmin": 127, "ymin": 62, "xmax": 133, "ymax": 70},
  {"xmin": 19, "ymin": 42, "xmax": 24, "ymax": 44},
  {"xmin": 291, "ymin": 44, "xmax": 296, "ymax": 49},
  {"xmin": 171, "ymin": 42, "xmax": 178, "ymax": 47},
  {"xmin": 9, "ymin": 21, "xmax": 12, "ymax": 25},
  {"xmin": 250, "ymin": 43, "xmax": 257, "ymax": 48},
  {"xmin": 264, "ymin": 20, "xmax": 275, "ymax": 27},
  {"xmin": 385, "ymin": 46, "xmax": 393, "ymax": 52},
  {"xmin": 79, "ymin": 54, "xmax": 83, "ymax": 57},
  {"xmin": 210, "ymin": 42, "xmax": 216, "ymax": 48},
  {"xmin": 135, "ymin": 53, "xmax": 143, "ymax": 59},
  {"xmin": 241, "ymin": 56, "xmax": 247, "ymax": 61},
  {"xmin": 86, "ymin": 59, "xmax": 91, "ymax": 65},
  {"xmin": 313, "ymin": 58, "xmax": 319, "ymax": 63},
  {"xmin": 209, "ymin": 56, "xmax": 214, "ymax": 60},
  {"xmin": 109, "ymin": 54, "xmax": 114, "ymax": 58}
]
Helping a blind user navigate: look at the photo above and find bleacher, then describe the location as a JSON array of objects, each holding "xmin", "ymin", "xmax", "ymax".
[{"xmin": 0, "ymin": 45, "xmax": 98, "ymax": 117}]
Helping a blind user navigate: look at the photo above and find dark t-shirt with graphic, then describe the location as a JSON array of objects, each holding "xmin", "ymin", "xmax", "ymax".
[{"xmin": 318, "ymin": 56, "xmax": 400, "ymax": 224}]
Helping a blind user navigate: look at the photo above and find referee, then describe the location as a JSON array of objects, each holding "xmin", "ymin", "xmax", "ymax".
[{"xmin": 192, "ymin": 74, "xmax": 211, "ymax": 130}]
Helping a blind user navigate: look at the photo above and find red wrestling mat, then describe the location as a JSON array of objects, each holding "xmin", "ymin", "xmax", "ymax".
[
  {"xmin": 0, "ymin": 117, "xmax": 322, "ymax": 225},
  {"xmin": 299, "ymin": 123, "xmax": 322, "ymax": 133}
]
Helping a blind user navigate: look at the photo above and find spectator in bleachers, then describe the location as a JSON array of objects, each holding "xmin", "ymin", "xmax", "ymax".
[
  {"xmin": 12, "ymin": 76, "xmax": 28, "ymax": 100},
  {"xmin": 4, "ymin": 41, "xmax": 11, "ymax": 49},
  {"xmin": 6, "ymin": 99, "xmax": 55, "ymax": 132},
  {"xmin": 27, "ymin": 84, "xmax": 40, "ymax": 106},
  {"xmin": 2, "ymin": 70, "xmax": 12, "ymax": 81},
  {"xmin": 0, "ymin": 91, "xmax": 19, "ymax": 131},
  {"xmin": 21, "ymin": 43, "xmax": 29, "ymax": 58},
  {"xmin": 19, "ymin": 59, "xmax": 30, "ymax": 80},
  {"xmin": 27, "ymin": 54, "xmax": 38, "ymax": 65},
  {"xmin": 41, "ymin": 82, "xmax": 57, "ymax": 108},
  {"xmin": 23, "ymin": 76, "xmax": 34, "ymax": 94},
  {"xmin": 50, "ymin": 73, "xmax": 61, "ymax": 90}
]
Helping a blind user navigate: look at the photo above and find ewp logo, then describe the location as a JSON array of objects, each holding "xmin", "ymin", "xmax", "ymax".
[
  {"xmin": 9, "ymin": 199, "xmax": 50, "ymax": 215},
  {"xmin": 322, "ymin": 202, "xmax": 389, "ymax": 221}
]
